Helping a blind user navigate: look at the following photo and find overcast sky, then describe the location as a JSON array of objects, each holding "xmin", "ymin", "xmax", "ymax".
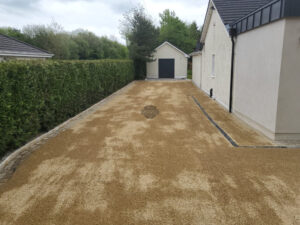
[{"xmin": 0, "ymin": 0, "xmax": 208, "ymax": 44}]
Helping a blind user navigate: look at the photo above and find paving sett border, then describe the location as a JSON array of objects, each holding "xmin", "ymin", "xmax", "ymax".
[
  {"xmin": 192, "ymin": 95, "xmax": 300, "ymax": 149},
  {"xmin": 0, "ymin": 81, "xmax": 136, "ymax": 184}
]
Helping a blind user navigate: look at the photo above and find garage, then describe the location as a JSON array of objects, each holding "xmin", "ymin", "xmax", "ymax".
[{"xmin": 146, "ymin": 41, "xmax": 189, "ymax": 79}]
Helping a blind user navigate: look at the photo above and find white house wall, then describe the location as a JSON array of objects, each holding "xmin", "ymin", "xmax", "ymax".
[
  {"xmin": 201, "ymin": 7, "xmax": 232, "ymax": 108},
  {"xmin": 233, "ymin": 20, "xmax": 285, "ymax": 138},
  {"xmin": 275, "ymin": 18, "xmax": 300, "ymax": 140},
  {"xmin": 192, "ymin": 54, "xmax": 202, "ymax": 88},
  {"xmin": 146, "ymin": 44, "xmax": 188, "ymax": 79}
]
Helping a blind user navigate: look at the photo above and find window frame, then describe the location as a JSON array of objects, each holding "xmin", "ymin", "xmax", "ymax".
[{"xmin": 211, "ymin": 54, "xmax": 216, "ymax": 78}]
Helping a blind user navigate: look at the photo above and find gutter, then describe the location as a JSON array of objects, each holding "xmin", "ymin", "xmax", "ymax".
[
  {"xmin": 0, "ymin": 50, "xmax": 54, "ymax": 58},
  {"xmin": 229, "ymin": 27, "xmax": 237, "ymax": 113},
  {"xmin": 189, "ymin": 51, "xmax": 202, "ymax": 57}
]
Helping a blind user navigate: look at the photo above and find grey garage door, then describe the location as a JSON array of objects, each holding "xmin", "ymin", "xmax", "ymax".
[{"xmin": 159, "ymin": 59, "xmax": 174, "ymax": 78}]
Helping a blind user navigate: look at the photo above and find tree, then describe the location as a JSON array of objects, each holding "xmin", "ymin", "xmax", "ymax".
[
  {"xmin": 0, "ymin": 27, "xmax": 29, "ymax": 42},
  {"xmin": 0, "ymin": 22, "xmax": 129, "ymax": 60},
  {"xmin": 22, "ymin": 23, "xmax": 73, "ymax": 59},
  {"xmin": 121, "ymin": 7, "xmax": 159, "ymax": 79},
  {"xmin": 71, "ymin": 32, "xmax": 128, "ymax": 60},
  {"xmin": 159, "ymin": 10, "xmax": 201, "ymax": 54},
  {"xmin": 188, "ymin": 22, "xmax": 202, "ymax": 45},
  {"xmin": 72, "ymin": 31, "xmax": 102, "ymax": 59}
]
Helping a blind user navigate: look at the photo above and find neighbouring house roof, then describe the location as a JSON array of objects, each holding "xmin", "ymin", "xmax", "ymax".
[
  {"xmin": 0, "ymin": 34, "xmax": 54, "ymax": 58},
  {"xmin": 155, "ymin": 41, "xmax": 190, "ymax": 58},
  {"xmin": 213, "ymin": 0, "xmax": 274, "ymax": 25}
]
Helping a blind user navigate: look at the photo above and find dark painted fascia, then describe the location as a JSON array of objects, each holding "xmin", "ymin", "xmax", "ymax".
[{"xmin": 283, "ymin": 0, "xmax": 300, "ymax": 17}]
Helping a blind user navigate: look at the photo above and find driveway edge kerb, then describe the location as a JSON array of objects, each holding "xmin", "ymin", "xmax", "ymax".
[
  {"xmin": 0, "ymin": 81, "xmax": 136, "ymax": 184},
  {"xmin": 192, "ymin": 95, "xmax": 300, "ymax": 149}
]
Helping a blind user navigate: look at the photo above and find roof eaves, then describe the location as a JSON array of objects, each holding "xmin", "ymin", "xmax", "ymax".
[
  {"xmin": 0, "ymin": 50, "xmax": 54, "ymax": 58},
  {"xmin": 155, "ymin": 41, "xmax": 190, "ymax": 58},
  {"xmin": 230, "ymin": 0, "xmax": 298, "ymax": 35},
  {"xmin": 200, "ymin": 0, "xmax": 217, "ymax": 43},
  {"xmin": 189, "ymin": 51, "xmax": 202, "ymax": 57}
]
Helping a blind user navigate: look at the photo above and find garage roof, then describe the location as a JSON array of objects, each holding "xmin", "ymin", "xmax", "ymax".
[{"xmin": 155, "ymin": 42, "xmax": 190, "ymax": 58}]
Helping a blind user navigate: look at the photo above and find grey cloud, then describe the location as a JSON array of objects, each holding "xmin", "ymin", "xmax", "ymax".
[
  {"xmin": 105, "ymin": 0, "xmax": 139, "ymax": 13},
  {"xmin": 150, "ymin": 0, "xmax": 207, "ymax": 7},
  {"xmin": 0, "ymin": 0, "xmax": 40, "ymax": 16},
  {"xmin": 0, "ymin": 0, "xmax": 39, "ymax": 9},
  {"xmin": 0, "ymin": 0, "xmax": 139, "ymax": 13}
]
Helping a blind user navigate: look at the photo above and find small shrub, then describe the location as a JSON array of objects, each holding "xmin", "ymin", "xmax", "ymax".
[{"xmin": 187, "ymin": 69, "xmax": 192, "ymax": 79}]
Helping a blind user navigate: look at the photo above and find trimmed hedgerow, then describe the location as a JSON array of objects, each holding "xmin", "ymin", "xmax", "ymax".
[{"xmin": 0, "ymin": 59, "xmax": 134, "ymax": 157}]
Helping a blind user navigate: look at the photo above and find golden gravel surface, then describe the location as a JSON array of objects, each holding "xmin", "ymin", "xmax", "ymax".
[{"xmin": 0, "ymin": 80, "xmax": 299, "ymax": 225}]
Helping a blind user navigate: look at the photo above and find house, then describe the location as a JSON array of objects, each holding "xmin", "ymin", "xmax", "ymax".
[
  {"xmin": 0, "ymin": 34, "xmax": 53, "ymax": 61},
  {"xmin": 191, "ymin": 0, "xmax": 300, "ymax": 141},
  {"xmin": 147, "ymin": 41, "xmax": 189, "ymax": 79}
]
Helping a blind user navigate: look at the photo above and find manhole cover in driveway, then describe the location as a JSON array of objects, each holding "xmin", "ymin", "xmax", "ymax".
[{"xmin": 141, "ymin": 105, "xmax": 159, "ymax": 119}]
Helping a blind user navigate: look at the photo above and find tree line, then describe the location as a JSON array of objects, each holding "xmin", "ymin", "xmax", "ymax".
[
  {"xmin": 159, "ymin": 9, "xmax": 201, "ymax": 54},
  {"xmin": 0, "ymin": 8, "xmax": 202, "ymax": 79},
  {"xmin": 0, "ymin": 23, "xmax": 129, "ymax": 60},
  {"xmin": 122, "ymin": 8, "xmax": 202, "ymax": 79}
]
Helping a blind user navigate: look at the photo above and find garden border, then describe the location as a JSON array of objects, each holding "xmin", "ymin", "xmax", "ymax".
[
  {"xmin": 192, "ymin": 96, "xmax": 300, "ymax": 149},
  {"xmin": 0, "ymin": 81, "xmax": 136, "ymax": 184}
]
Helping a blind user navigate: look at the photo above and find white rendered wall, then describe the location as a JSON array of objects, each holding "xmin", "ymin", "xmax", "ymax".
[
  {"xmin": 201, "ymin": 8, "xmax": 232, "ymax": 108},
  {"xmin": 192, "ymin": 54, "xmax": 202, "ymax": 88},
  {"xmin": 275, "ymin": 18, "xmax": 300, "ymax": 140},
  {"xmin": 233, "ymin": 20, "xmax": 285, "ymax": 138}
]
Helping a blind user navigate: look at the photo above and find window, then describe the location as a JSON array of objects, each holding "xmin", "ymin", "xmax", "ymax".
[{"xmin": 212, "ymin": 54, "xmax": 215, "ymax": 77}]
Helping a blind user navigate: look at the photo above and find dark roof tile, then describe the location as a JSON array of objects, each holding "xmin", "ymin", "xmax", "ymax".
[
  {"xmin": 212, "ymin": 0, "xmax": 274, "ymax": 24},
  {"xmin": 0, "ymin": 34, "xmax": 52, "ymax": 56}
]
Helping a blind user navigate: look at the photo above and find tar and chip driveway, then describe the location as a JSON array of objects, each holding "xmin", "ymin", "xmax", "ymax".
[{"xmin": 0, "ymin": 81, "xmax": 299, "ymax": 225}]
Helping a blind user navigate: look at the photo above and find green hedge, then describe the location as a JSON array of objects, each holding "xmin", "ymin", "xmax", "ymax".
[{"xmin": 0, "ymin": 59, "xmax": 134, "ymax": 157}]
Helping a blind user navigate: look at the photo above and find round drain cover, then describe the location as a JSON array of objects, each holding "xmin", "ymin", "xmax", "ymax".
[{"xmin": 141, "ymin": 105, "xmax": 159, "ymax": 119}]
